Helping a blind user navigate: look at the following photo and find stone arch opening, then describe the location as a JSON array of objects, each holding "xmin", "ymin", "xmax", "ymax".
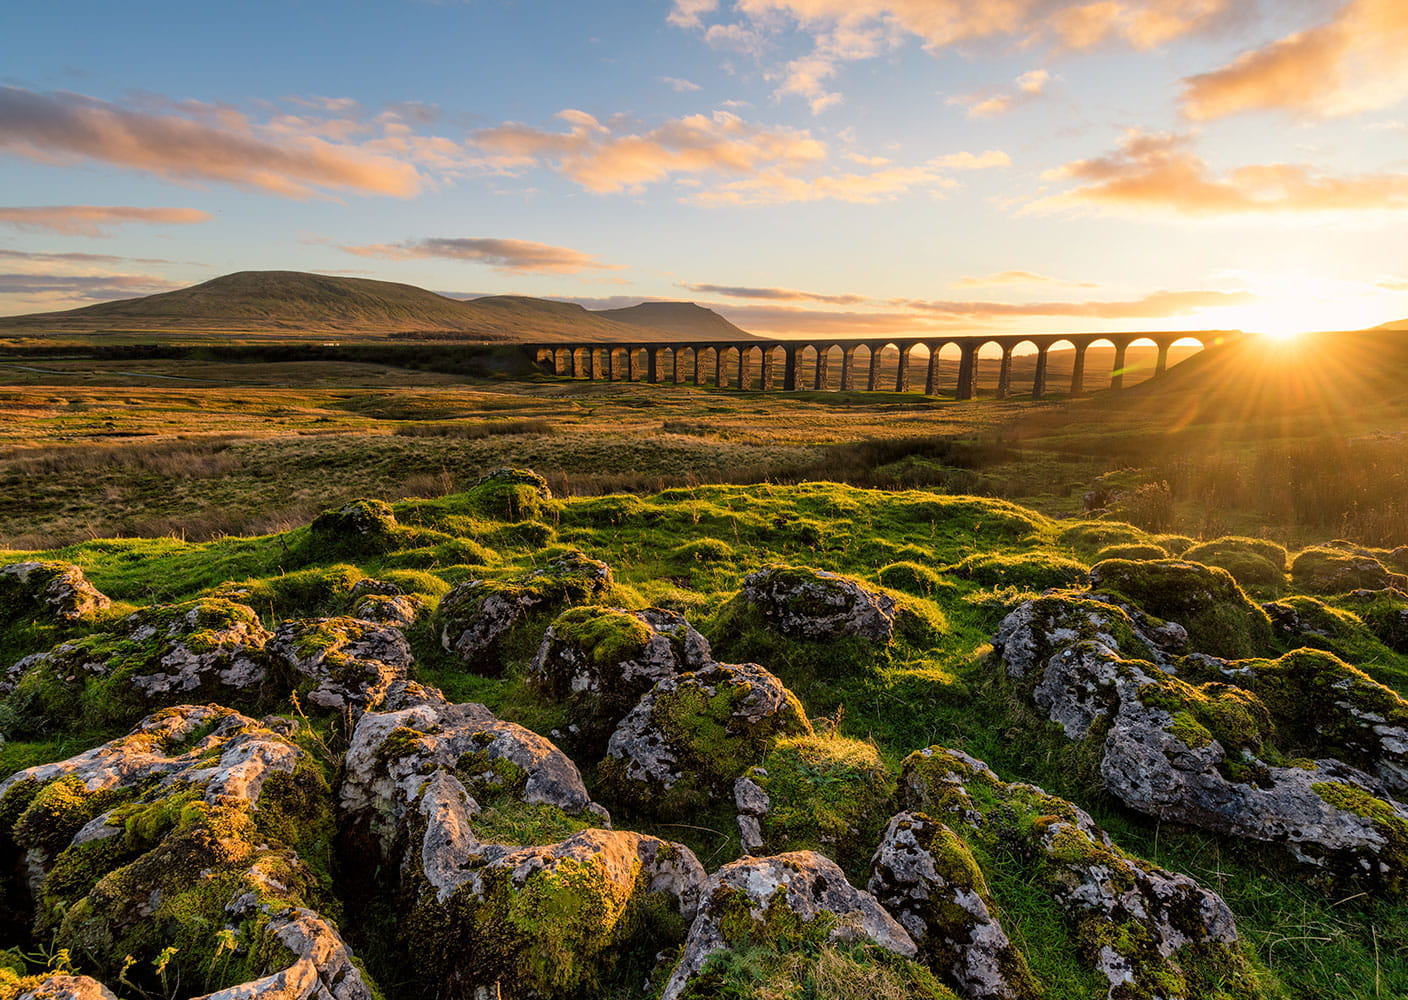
[
  {"xmin": 970, "ymin": 340, "xmax": 1006, "ymax": 396},
  {"xmin": 1043, "ymin": 339, "xmax": 1079, "ymax": 396},
  {"xmin": 846, "ymin": 344, "xmax": 871, "ymax": 391},
  {"xmin": 1161, "ymin": 336, "xmax": 1207, "ymax": 375}
]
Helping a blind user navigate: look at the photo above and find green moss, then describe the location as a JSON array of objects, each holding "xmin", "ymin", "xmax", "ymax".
[
  {"xmin": 1089, "ymin": 558, "xmax": 1276, "ymax": 659},
  {"xmin": 670, "ymin": 538, "xmax": 736, "ymax": 564},
  {"xmin": 1292, "ymin": 548, "xmax": 1397, "ymax": 595},
  {"xmin": 876, "ymin": 561, "xmax": 953, "ymax": 598},
  {"xmin": 948, "ymin": 551, "xmax": 1089, "ymax": 590},
  {"xmin": 1058, "ymin": 521, "xmax": 1150, "ymax": 554},
  {"xmin": 11, "ymin": 775, "xmax": 131, "ymax": 858},
  {"xmin": 210, "ymin": 564, "xmax": 364, "ymax": 618},
  {"xmin": 1094, "ymin": 543, "xmax": 1170, "ymax": 562},
  {"xmin": 309, "ymin": 498, "xmax": 399, "ymax": 555},
  {"xmin": 679, "ymin": 941, "xmax": 957, "ymax": 1000},
  {"xmin": 546, "ymin": 606, "xmax": 653, "ymax": 668},
  {"xmin": 465, "ymin": 467, "xmax": 553, "ymax": 522},
  {"xmin": 744, "ymin": 733, "xmax": 894, "ymax": 876}
]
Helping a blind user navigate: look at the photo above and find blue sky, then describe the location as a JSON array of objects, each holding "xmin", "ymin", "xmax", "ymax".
[{"xmin": 2, "ymin": 0, "xmax": 1406, "ymax": 335}]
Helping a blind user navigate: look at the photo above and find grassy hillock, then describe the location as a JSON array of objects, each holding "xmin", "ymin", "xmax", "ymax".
[{"xmin": 2, "ymin": 478, "xmax": 1406, "ymax": 998}]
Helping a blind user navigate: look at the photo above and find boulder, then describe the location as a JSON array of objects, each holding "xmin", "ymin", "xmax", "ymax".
[
  {"xmin": 527, "ymin": 606, "xmax": 712, "ymax": 758},
  {"xmin": 1292, "ymin": 548, "xmax": 1406, "ymax": 595},
  {"xmin": 269, "ymin": 616, "xmax": 412, "ymax": 711},
  {"xmin": 739, "ymin": 565, "xmax": 898, "ymax": 642},
  {"xmin": 900, "ymin": 747, "xmax": 1249, "ymax": 997},
  {"xmin": 465, "ymin": 466, "xmax": 553, "ymax": 521},
  {"xmin": 435, "ymin": 551, "xmax": 613, "ymax": 674},
  {"xmin": 660, "ymin": 851, "xmax": 916, "ymax": 1000},
  {"xmin": 868, "ymin": 812, "xmax": 1037, "ymax": 999},
  {"xmin": 992, "ymin": 594, "xmax": 1176, "ymax": 680},
  {"xmin": 349, "ymin": 593, "xmax": 421, "ymax": 629},
  {"xmin": 599, "ymin": 661, "xmax": 812, "ymax": 817},
  {"xmin": 308, "ymin": 499, "xmax": 398, "ymax": 553},
  {"xmin": 339, "ymin": 684, "xmax": 705, "ymax": 998},
  {"xmin": 0, "ymin": 561, "xmax": 110, "ymax": 623},
  {"xmin": 0, "ymin": 705, "xmax": 373, "ymax": 1000},
  {"xmin": 1088, "ymin": 558, "xmax": 1275, "ymax": 659},
  {"xmin": 8, "ymin": 976, "xmax": 117, "ymax": 1000},
  {"xmin": 1, "ymin": 600, "xmax": 270, "ymax": 728}
]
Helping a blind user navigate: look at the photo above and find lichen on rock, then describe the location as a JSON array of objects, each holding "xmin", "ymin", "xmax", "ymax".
[
  {"xmin": 599, "ymin": 660, "xmax": 812, "ymax": 818},
  {"xmin": 434, "ymin": 551, "xmax": 613, "ymax": 674},
  {"xmin": 736, "ymin": 564, "xmax": 899, "ymax": 643},
  {"xmin": 527, "ymin": 605, "xmax": 712, "ymax": 759},
  {"xmin": 0, "ymin": 562, "xmax": 110, "ymax": 624},
  {"xmin": 268, "ymin": 615, "xmax": 412, "ymax": 712}
]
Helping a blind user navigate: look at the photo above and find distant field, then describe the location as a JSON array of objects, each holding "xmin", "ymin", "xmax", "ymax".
[{"xmin": 2, "ymin": 336, "xmax": 1402, "ymax": 549}]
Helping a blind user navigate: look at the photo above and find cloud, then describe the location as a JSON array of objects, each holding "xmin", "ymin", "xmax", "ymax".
[
  {"xmin": 671, "ymin": 2, "xmax": 1231, "ymax": 107},
  {"xmin": 679, "ymin": 281, "xmax": 871, "ymax": 304},
  {"xmin": 0, "ymin": 271, "xmax": 183, "ymax": 305},
  {"xmin": 0, "ymin": 249, "xmax": 175, "ymax": 266},
  {"xmin": 1378, "ymin": 277, "xmax": 1408, "ymax": 292},
  {"xmin": 953, "ymin": 270, "xmax": 1099, "ymax": 288},
  {"xmin": 1182, "ymin": 0, "xmax": 1408, "ymax": 120},
  {"xmin": 471, "ymin": 109, "xmax": 826, "ymax": 194},
  {"xmin": 948, "ymin": 69, "xmax": 1051, "ymax": 118},
  {"xmin": 660, "ymin": 76, "xmax": 702, "ymax": 92},
  {"xmin": 899, "ymin": 288, "xmax": 1256, "ymax": 318},
  {"xmin": 687, "ymin": 149, "xmax": 1005, "ymax": 205},
  {"xmin": 0, "ymin": 86, "xmax": 426, "ymax": 199},
  {"xmin": 338, "ymin": 237, "xmax": 624, "ymax": 274},
  {"xmin": 1029, "ymin": 129, "xmax": 1408, "ymax": 217},
  {"xmin": 0, "ymin": 204, "xmax": 210, "ymax": 237}
]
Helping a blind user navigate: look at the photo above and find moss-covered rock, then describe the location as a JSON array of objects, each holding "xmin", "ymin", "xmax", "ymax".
[
  {"xmin": 434, "ymin": 551, "xmax": 613, "ymax": 674},
  {"xmin": 1058, "ymin": 520, "xmax": 1149, "ymax": 554},
  {"xmin": 1093, "ymin": 543, "xmax": 1169, "ymax": 562},
  {"xmin": 898, "ymin": 747, "xmax": 1259, "ymax": 999},
  {"xmin": 599, "ymin": 661, "xmax": 812, "ymax": 818},
  {"xmin": 868, "ymin": 811, "xmax": 1038, "ymax": 999},
  {"xmin": 660, "ymin": 851, "xmax": 917, "ymax": 1000},
  {"xmin": 0, "ymin": 705, "xmax": 373, "ymax": 1000},
  {"xmin": 0, "ymin": 562, "xmax": 109, "ymax": 624},
  {"xmin": 527, "ymin": 606, "xmax": 712, "ymax": 760},
  {"xmin": 465, "ymin": 466, "xmax": 553, "ymax": 521},
  {"xmin": 268, "ymin": 615, "xmax": 412, "ymax": 711},
  {"xmin": 0, "ymin": 974, "xmax": 116, "ymax": 1000},
  {"xmin": 309, "ymin": 498, "xmax": 399, "ymax": 554},
  {"xmin": 736, "ymin": 564, "xmax": 899, "ymax": 643},
  {"xmin": 0, "ymin": 599, "xmax": 270, "ymax": 735},
  {"xmin": 1356, "ymin": 591, "xmax": 1408, "ymax": 654},
  {"xmin": 876, "ymin": 561, "xmax": 952, "ymax": 598},
  {"xmin": 1089, "ymin": 558, "xmax": 1276, "ymax": 659},
  {"xmin": 1186, "ymin": 536, "xmax": 1289, "ymax": 571},
  {"xmin": 734, "ymin": 733, "xmax": 893, "ymax": 875},
  {"xmin": 1261, "ymin": 595, "xmax": 1375, "ymax": 657},
  {"xmin": 992, "ymin": 594, "xmax": 1174, "ymax": 679},
  {"xmin": 1292, "ymin": 547, "xmax": 1406, "ymax": 595}
]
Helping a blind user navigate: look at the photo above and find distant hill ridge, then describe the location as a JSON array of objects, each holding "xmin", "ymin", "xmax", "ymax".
[{"xmin": 0, "ymin": 270, "xmax": 760, "ymax": 343}]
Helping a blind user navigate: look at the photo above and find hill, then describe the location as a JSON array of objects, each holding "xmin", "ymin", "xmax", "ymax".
[
  {"xmin": 0, "ymin": 270, "xmax": 760, "ymax": 343},
  {"xmin": 597, "ymin": 300, "xmax": 754, "ymax": 340},
  {"xmin": 1377, "ymin": 318, "xmax": 1408, "ymax": 331}
]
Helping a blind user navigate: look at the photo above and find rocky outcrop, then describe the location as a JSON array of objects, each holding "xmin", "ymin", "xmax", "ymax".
[
  {"xmin": 739, "ymin": 565, "xmax": 898, "ymax": 642},
  {"xmin": 1292, "ymin": 548, "xmax": 1406, "ymax": 595},
  {"xmin": 8, "ymin": 976, "xmax": 118, "ymax": 1000},
  {"xmin": 309, "ymin": 499, "xmax": 398, "ymax": 553},
  {"xmin": 527, "ymin": 606, "xmax": 712, "ymax": 757},
  {"xmin": 0, "ymin": 705, "xmax": 373, "ymax": 1000},
  {"xmin": 0, "ymin": 600, "xmax": 271, "ymax": 726},
  {"xmin": 339, "ymin": 682, "xmax": 705, "ymax": 998},
  {"xmin": 0, "ymin": 561, "xmax": 110, "ymax": 623},
  {"xmin": 434, "ymin": 551, "xmax": 612, "ymax": 673},
  {"xmin": 868, "ymin": 812, "xmax": 1037, "ymax": 999},
  {"xmin": 900, "ymin": 747, "xmax": 1247, "ymax": 998},
  {"xmin": 269, "ymin": 616, "xmax": 412, "ymax": 711},
  {"xmin": 995, "ymin": 595, "xmax": 1408, "ymax": 893},
  {"xmin": 599, "ymin": 660, "xmax": 811, "ymax": 817},
  {"xmin": 466, "ymin": 467, "xmax": 553, "ymax": 521},
  {"xmin": 661, "ymin": 851, "xmax": 916, "ymax": 1000}
]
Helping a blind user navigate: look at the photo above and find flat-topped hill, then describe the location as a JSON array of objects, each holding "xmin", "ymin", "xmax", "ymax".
[{"xmin": 0, "ymin": 270, "xmax": 760, "ymax": 343}]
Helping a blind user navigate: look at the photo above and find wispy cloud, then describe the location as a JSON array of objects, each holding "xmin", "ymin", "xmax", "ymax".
[
  {"xmin": 471, "ymin": 109, "xmax": 826, "ymax": 194},
  {"xmin": 899, "ymin": 288, "xmax": 1256, "ymax": 318},
  {"xmin": 948, "ymin": 69, "xmax": 1051, "ymax": 119},
  {"xmin": 679, "ymin": 281, "xmax": 871, "ymax": 304},
  {"xmin": 953, "ymin": 270, "xmax": 1098, "ymax": 289},
  {"xmin": 660, "ymin": 76, "xmax": 702, "ymax": 92},
  {"xmin": 1182, "ymin": 0, "xmax": 1408, "ymax": 120},
  {"xmin": 0, "ymin": 204, "xmax": 210, "ymax": 236},
  {"xmin": 0, "ymin": 86, "xmax": 427, "ymax": 199},
  {"xmin": 670, "ymin": 1, "xmax": 1232, "ymax": 109},
  {"xmin": 0, "ymin": 248, "xmax": 176, "ymax": 266},
  {"xmin": 338, "ymin": 237, "xmax": 624, "ymax": 274},
  {"xmin": 1028, "ymin": 129, "xmax": 1408, "ymax": 218},
  {"xmin": 0, "ymin": 271, "xmax": 183, "ymax": 305}
]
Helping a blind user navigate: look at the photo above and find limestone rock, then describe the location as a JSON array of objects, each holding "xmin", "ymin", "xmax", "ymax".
[
  {"xmin": 600, "ymin": 660, "xmax": 811, "ymax": 817},
  {"xmin": 269, "ymin": 616, "xmax": 412, "ymax": 711},
  {"xmin": 0, "ymin": 705, "xmax": 374, "ymax": 1000},
  {"xmin": 992, "ymin": 595, "xmax": 1170, "ymax": 680},
  {"xmin": 349, "ymin": 593, "xmax": 421, "ymax": 629},
  {"xmin": 527, "ymin": 606, "xmax": 712, "ymax": 757},
  {"xmin": 13, "ymin": 976, "xmax": 118, "ymax": 1000},
  {"xmin": 309, "ymin": 499, "xmax": 397, "ymax": 552},
  {"xmin": 0, "ymin": 561, "xmax": 110, "ymax": 623},
  {"xmin": 2, "ymin": 598, "xmax": 270, "ymax": 704},
  {"xmin": 868, "ymin": 812, "xmax": 1037, "ymax": 999},
  {"xmin": 435, "ymin": 551, "xmax": 613, "ymax": 673},
  {"xmin": 740, "ymin": 565, "xmax": 897, "ymax": 642},
  {"xmin": 661, "ymin": 851, "xmax": 916, "ymax": 1000},
  {"xmin": 900, "ymin": 747, "xmax": 1246, "ymax": 997},
  {"xmin": 1292, "ymin": 548, "xmax": 1406, "ymax": 595}
]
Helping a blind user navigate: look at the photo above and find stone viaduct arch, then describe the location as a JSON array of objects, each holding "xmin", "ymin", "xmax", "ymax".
[{"xmin": 533, "ymin": 331, "xmax": 1235, "ymax": 398}]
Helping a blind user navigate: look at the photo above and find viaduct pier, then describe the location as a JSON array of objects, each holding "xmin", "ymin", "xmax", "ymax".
[{"xmin": 532, "ymin": 330, "xmax": 1239, "ymax": 400}]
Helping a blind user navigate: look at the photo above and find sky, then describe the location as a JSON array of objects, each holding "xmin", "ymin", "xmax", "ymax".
[{"xmin": 1, "ymin": 0, "xmax": 1406, "ymax": 338}]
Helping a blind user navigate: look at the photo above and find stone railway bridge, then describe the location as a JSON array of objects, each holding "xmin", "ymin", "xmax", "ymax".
[{"xmin": 531, "ymin": 330, "xmax": 1239, "ymax": 400}]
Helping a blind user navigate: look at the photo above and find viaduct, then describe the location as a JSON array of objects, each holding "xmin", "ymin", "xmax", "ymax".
[{"xmin": 531, "ymin": 330, "xmax": 1241, "ymax": 400}]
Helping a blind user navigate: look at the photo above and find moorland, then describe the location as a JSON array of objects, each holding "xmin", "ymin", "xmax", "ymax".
[{"xmin": 0, "ymin": 276, "xmax": 1406, "ymax": 999}]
